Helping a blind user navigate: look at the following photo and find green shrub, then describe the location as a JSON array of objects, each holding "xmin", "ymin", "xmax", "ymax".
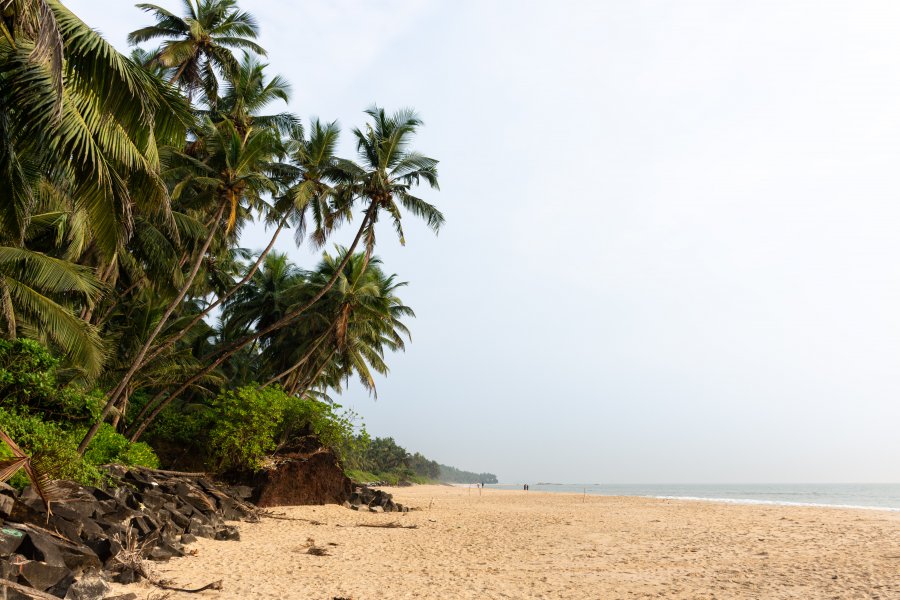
[
  {"xmin": 81, "ymin": 423, "xmax": 159, "ymax": 469},
  {"xmin": 280, "ymin": 396, "xmax": 368, "ymax": 465},
  {"xmin": 0, "ymin": 408, "xmax": 103, "ymax": 487},
  {"xmin": 0, "ymin": 339, "xmax": 102, "ymax": 422},
  {"xmin": 141, "ymin": 397, "xmax": 214, "ymax": 447},
  {"xmin": 208, "ymin": 386, "xmax": 288, "ymax": 471}
]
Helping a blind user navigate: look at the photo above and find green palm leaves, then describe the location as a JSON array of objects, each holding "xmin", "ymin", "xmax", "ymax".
[
  {"xmin": 2, "ymin": 0, "xmax": 445, "ymax": 453},
  {"xmin": 129, "ymin": 0, "xmax": 265, "ymax": 101}
]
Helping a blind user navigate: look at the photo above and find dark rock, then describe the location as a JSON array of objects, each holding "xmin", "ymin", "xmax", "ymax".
[
  {"xmin": 180, "ymin": 533, "xmax": 197, "ymax": 544},
  {"xmin": 49, "ymin": 515, "xmax": 83, "ymax": 542},
  {"xmin": 148, "ymin": 542, "xmax": 183, "ymax": 561},
  {"xmin": 63, "ymin": 575, "xmax": 109, "ymax": 600},
  {"xmin": 110, "ymin": 567, "xmax": 143, "ymax": 585},
  {"xmin": 0, "ymin": 494, "xmax": 15, "ymax": 519},
  {"xmin": 47, "ymin": 570, "xmax": 78, "ymax": 597},
  {"xmin": 0, "ymin": 526, "xmax": 25, "ymax": 556},
  {"xmin": 82, "ymin": 538, "xmax": 121, "ymax": 563},
  {"xmin": 17, "ymin": 530, "xmax": 65, "ymax": 567},
  {"xmin": 230, "ymin": 485, "xmax": 253, "ymax": 500},
  {"xmin": 17, "ymin": 528, "xmax": 101, "ymax": 573},
  {"xmin": 214, "ymin": 526, "xmax": 239, "ymax": 541},
  {"xmin": 368, "ymin": 505, "xmax": 384, "ymax": 513},
  {"xmin": 19, "ymin": 559, "xmax": 71, "ymax": 591}
]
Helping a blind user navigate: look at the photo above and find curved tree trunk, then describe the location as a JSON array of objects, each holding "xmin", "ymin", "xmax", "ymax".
[
  {"xmin": 78, "ymin": 202, "xmax": 225, "ymax": 454},
  {"xmin": 127, "ymin": 203, "xmax": 375, "ymax": 441},
  {"xmin": 141, "ymin": 217, "xmax": 287, "ymax": 369},
  {"xmin": 258, "ymin": 320, "xmax": 335, "ymax": 390}
]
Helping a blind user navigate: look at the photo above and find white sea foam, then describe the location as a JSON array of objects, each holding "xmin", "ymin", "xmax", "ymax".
[{"xmin": 651, "ymin": 495, "xmax": 900, "ymax": 512}]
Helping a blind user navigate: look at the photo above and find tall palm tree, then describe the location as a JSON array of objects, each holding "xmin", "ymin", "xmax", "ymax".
[
  {"xmin": 203, "ymin": 52, "xmax": 294, "ymax": 134},
  {"xmin": 79, "ymin": 116, "xmax": 283, "ymax": 452},
  {"xmin": 1, "ymin": 0, "xmax": 191, "ymax": 375},
  {"xmin": 263, "ymin": 249, "xmax": 412, "ymax": 398},
  {"xmin": 121, "ymin": 106, "xmax": 442, "ymax": 438},
  {"xmin": 127, "ymin": 118, "xmax": 346, "ymax": 383},
  {"xmin": 128, "ymin": 0, "xmax": 266, "ymax": 102}
]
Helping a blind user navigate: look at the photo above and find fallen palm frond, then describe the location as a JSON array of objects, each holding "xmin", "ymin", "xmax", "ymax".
[
  {"xmin": 0, "ymin": 427, "xmax": 62, "ymax": 515},
  {"xmin": 259, "ymin": 509, "xmax": 323, "ymax": 525},
  {"xmin": 356, "ymin": 521, "xmax": 417, "ymax": 529}
]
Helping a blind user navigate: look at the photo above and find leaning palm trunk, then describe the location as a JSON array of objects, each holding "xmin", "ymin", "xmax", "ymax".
[
  {"xmin": 258, "ymin": 319, "xmax": 336, "ymax": 390},
  {"xmin": 289, "ymin": 349, "xmax": 337, "ymax": 396},
  {"xmin": 77, "ymin": 203, "xmax": 226, "ymax": 454},
  {"xmin": 141, "ymin": 216, "xmax": 287, "ymax": 369},
  {"xmin": 127, "ymin": 203, "xmax": 376, "ymax": 441}
]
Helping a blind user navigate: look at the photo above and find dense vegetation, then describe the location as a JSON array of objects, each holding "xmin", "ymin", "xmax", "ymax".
[
  {"xmin": 345, "ymin": 436, "xmax": 498, "ymax": 485},
  {"xmin": 0, "ymin": 0, "xmax": 494, "ymax": 490}
]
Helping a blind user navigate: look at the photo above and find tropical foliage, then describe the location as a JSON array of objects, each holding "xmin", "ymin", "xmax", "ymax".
[{"xmin": 0, "ymin": 0, "xmax": 463, "ymax": 480}]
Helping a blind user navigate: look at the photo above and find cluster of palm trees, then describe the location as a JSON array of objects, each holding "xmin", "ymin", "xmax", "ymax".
[{"xmin": 0, "ymin": 0, "xmax": 442, "ymax": 452}]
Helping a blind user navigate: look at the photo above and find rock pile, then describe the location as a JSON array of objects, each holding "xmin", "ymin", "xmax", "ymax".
[
  {"xmin": 0, "ymin": 466, "xmax": 255, "ymax": 599},
  {"xmin": 345, "ymin": 486, "xmax": 410, "ymax": 513}
]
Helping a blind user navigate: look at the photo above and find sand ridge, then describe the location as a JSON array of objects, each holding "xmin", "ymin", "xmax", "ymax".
[{"xmin": 112, "ymin": 485, "xmax": 900, "ymax": 599}]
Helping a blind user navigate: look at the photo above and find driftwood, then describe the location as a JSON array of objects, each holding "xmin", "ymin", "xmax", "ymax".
[
  {"xmin": 0, "ymin": 579, "xmax": 61, "ymax": 600},
  {"xmin": 153, "ymin": 579, "xmax": 223, "ymax": 593},
  {"xmin": 135, "ymin": 467, "xmax": 209, "ymax": 478},
  {"xmin": 260, "ymin": 510, "xmax": 323, "ymax": 525},
  {"xmin": 356, "ymin": 521, "xmax": 417, "ymax": 529}
]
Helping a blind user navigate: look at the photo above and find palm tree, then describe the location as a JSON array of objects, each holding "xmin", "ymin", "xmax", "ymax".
[
  {"xmin": 0, "ymin": 247, "xmax": 105, "ymax": 377},
  {"xmin": 122, "ymin": 106, "xmax": 441, "ymax": 438},
  {"xmin": 263, "ymin": 249, "xmax": 413, "ymax": 398},
  {"xmin": 78, "ymin": 116, "xmax": 283, "ymax": 452},
  {"xmin": 121, "ymin": 118, "xmax": 347, "ymax": 387},
  {"xmin": 128, "ymin": 0, "xmax": 266, "ymax": 102},
  {"xmin": 0, "ymin": 0, "xmax": 191, "ymax": 375},
  {"xmin": 203, "ymin": 52, "xmax": 294, "ymax": 134}
]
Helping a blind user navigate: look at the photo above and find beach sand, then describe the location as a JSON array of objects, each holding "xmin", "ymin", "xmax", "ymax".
[{"xmin": 112, "ymin": 485, "xmax": 900, "ymax": 599}]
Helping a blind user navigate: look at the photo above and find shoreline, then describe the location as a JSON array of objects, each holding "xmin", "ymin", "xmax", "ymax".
[
  {"xmin": 112, "ymin": 484, "xmax": 900, "ymax": 599},
  {"xmin": 479, "ymin": 483, "xmax": 900, "ymax": 513}
]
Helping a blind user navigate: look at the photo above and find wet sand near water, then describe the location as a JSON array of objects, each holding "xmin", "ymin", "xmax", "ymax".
[{"xmin": 111, "ymin": 484, "xmax": 900, "ymax": 599}]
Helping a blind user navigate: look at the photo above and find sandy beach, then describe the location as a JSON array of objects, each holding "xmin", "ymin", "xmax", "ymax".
[{"xmin": 108, "ymin": 485, "xmax": 900, "ymax": 599}]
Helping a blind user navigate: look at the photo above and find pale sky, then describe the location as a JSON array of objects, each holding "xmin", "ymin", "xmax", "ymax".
[{"xmin": 68, "ymin": 1, "xmax": 900, "ymax": 484}]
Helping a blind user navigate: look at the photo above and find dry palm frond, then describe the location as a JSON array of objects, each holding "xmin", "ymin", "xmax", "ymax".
[{"xmin": 0, "ymin": 426, "xmax": 62, "ymax": 514}]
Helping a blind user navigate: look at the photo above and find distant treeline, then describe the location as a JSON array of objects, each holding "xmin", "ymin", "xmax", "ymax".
[
  {"xmin": 347, "ymin": 436, "xmax": 497, "ymax": 484},
  {"xmin": 438, "ymin": 464, "xmax": 498, "ymax": 484}
]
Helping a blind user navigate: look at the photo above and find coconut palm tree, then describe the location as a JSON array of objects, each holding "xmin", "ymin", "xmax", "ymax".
[
  {"xmin": 264, "ymin": 249, "xmax": 412, "ymax": 398},
  {"xmin": 202, "ymin": 52, "xmax": 294, "ymax": 134},
  {"xmin": 125, "ymin": 117, "xmax": 347, "ymax": 385},
  {"xmin": 79, "ymin": 116, "xmax": 283, "ymax": 452},
  {"xmin": 128, "ymin": 0, "xmax": 266, "ymax": 102},
  {"xmin": 0, "ymin": 0, "xmax": 190, "ymax": 375},
  {"xmin": 122, "ymin": 106, "xmax": 442, "ymax": 434}
]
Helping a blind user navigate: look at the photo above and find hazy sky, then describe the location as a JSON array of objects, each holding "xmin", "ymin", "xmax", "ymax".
[{"xmin": 67, "ymin": 1, "xmax": 900, "ymax": 483}]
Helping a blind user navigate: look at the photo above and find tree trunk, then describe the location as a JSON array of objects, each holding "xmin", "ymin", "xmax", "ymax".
[
  {"xmin": 291, "ymin": 349, "xmax": 337, "ymax": 397},
  {"xmin": 258, "ymin": 322, "xmax": 334, "ymax": 390},
  {"xmin": 142, "ymin": 217, "xmax": 287, "ymax": 368},
  {"xmin": 127, "ymin": 203, "xmax": 376, "ymax": 441},
  {"xmin": 78, "ymin": 202, "xmax": 225, "ymax": 454}
]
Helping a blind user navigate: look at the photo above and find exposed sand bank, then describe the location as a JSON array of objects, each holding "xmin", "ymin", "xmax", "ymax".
[{"xmin": 113, "ymin": 485, "xmax": 900, "ymax": 599}]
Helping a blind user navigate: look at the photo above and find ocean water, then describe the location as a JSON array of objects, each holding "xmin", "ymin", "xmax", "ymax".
[{"xmin": 485, "ymin": 483, "xmax": 900, "ymax": 511}]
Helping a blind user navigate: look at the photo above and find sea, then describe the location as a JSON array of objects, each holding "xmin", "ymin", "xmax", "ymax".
[{"xmin": 484, "ymin": 483, "xmax": 900, "ymax": 511}]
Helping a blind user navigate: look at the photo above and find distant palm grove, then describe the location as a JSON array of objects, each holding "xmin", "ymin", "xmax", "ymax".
[{"xmin": 0, "ymin": 0, "xmax": 478, "ymax": 490}]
